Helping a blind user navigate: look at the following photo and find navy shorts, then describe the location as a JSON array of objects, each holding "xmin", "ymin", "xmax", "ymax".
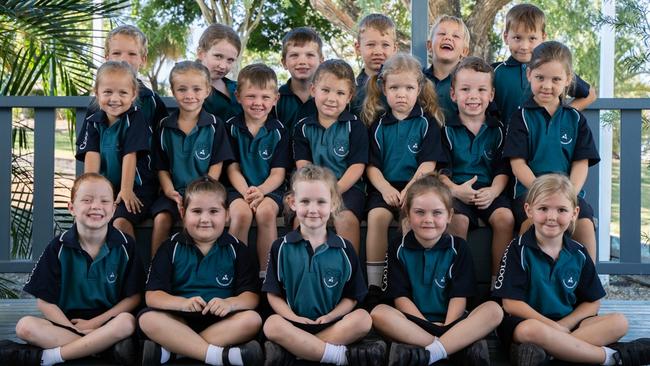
[
  {"xmin": 137, "ymin": 307, "xmax": 226, "ymax": 335},
  {"xmin": 113, "ymin": 189, "xmax": 155, "ymax": 224},
  {"xmin": 365, "ymin": 182, "xmax": 407, "ymax": 219},
  {"xmin": 226, "ymin": 187, "xmax": 284, "ymax": 215},
  {"xmin": 512, "ymin": 195, "xmax": 594, "ymax": 229},
  {"xmin": 452, "ymin": 194, "xmax": 511, "ymax": 228},
  {"xmin": 341, "ymin": 187, "xmax": 366, "ymax": 221},
  {"xmin": 150, "ymin": 195, "xmax": 182, "ymax": 222},
  {"xmin": 403, "ymin": 311, "xmax": 467, "ymax": 337},
  {"xmin": 288, "ymin": 316, "xmax": 343, "ymax": 335}
]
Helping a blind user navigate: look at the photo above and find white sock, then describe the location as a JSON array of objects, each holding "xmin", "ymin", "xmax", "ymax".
[
  {"xmin": 160, "ymin": 347, "xmax": 171, "ymax": 364},
  {"xmin": 602, "ymin": 346, "xmax": 618, "ymax": 365},
  {"xmin": 259, "ymin": 271, "xmax": 266, "ymax": 279},
  {"xmin": 425, "ymin": 338, "xmax": 447, "ymax": 365},
  {"xmin": 320, "ymin": 343, "xmax": 348, "ymax": 365},
  {"xmin": 366, "ymin": 262, "xmax": 384, "ymax": 287},
  {"xmin": 228, "ymin": 347, "xmax": 243, "ymax": 366},
  {"xmin": 205, "ymin": 344, "xmax": 224, "ymax": 366},
  {"xmin": 40, "ymin": 347, "xmax": 63, "ymax": 366}
]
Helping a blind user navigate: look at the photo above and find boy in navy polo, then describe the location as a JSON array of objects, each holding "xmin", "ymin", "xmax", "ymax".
[
  {"xmin": 293, "ymin": 59, "xmax": 369, "ymax": 252},
  {"xmin": 493, "ymin": 4, "xmax": 596, "ymax": 125},
  {"xmin": 139, "ymin": 177, "xmax": 263, "ymax": 366},
  {"xmin": 0, "ymin": 173, "xmax": 143, "ymax": 366},
  {"xmin": 276, "ymin": 27, "xmax": 322, "ymax": 133},
  {"xmin": 226, "ymin": 64, "xmax": 289, "ymax": 273},
  {"xmin": 423, "ymin": 15, "xmax": 470, "ymax": 124},
  {"xmin": 150, "ymin": 61, "xmax": 234, "ymax": 256},
  {"xmin": 197, "ymin": 23, "xmax": 243, "ymax": 121},
  {"xmin": 440, "ymin": 56, "xmax": 514, "ymax": 281}
]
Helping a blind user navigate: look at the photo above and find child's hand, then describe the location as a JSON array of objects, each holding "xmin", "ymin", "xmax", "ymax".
[
  {"xmin": 554, "ymin": 320, "xmax": 572, "ymax": 334},
  {"xmin": 179, "ymin": 296, "xmax": 206, "ymax": 312},
  {"xmin": 474, "ymin": 186, "xmax": 498, "ymax": 209},
  {"xmin": 116, "ymin": 189, "xmax": 143, "ymax": 214},
  {"xmin": 164, "ymin": 189, "xmax": 183, "ymax": 212},
  {"xmin": 314, "ymin": 314, "xmax": 333, "ymax": 324},
  {"xmin": 453, "ymin": 176, "xmax": 479, "ymax": 205},
  {"xmin": 290, "ymin": 315, "xmax": 317, "ymax": 325},
  {"xmin": 381, "ymin": 186, "xmax": 401, "ymax": 207},
  {"xmin": 70, "ymin": 318, "xmax": 100, "ymax": 333},
  {"xmin": 202, "ymin": 298, "xmax": 234, "ymax": 317}
]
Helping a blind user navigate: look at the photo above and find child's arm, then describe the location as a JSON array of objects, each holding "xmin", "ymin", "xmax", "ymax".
[
  {"xmin": 366, "ymin": 165, "xmax": 401, "ymax": 207},
  {"xmin": 395, "ymin": 296, "xmax": 428, "ymax": 320},
  {"xmin": 227, "ymin": 162, "xmax": 249, "ymax": 195},
  {"xmin": 70, "ymin": 294, "xmax": 141, "ymax": 333},
  {"xmin": 158, "ymin": 170, "xmax": 182, "ymax": 208},
  {"xmin": 208, "ymin": 162, "xmax": 224, "ymax": 180},
  {"xmin": 256, "ymin": 167, "xmax": 286, "ymax": 196},
  {"xmin": 569, "ymin": 82, "xmax": 597, "ymax": 111},
  {"xmin": 146, "ymin": 290, "xmax": 207, "ymax": 312},
  {"xmin": 445, "ymin": 297, "xmax": 467, "ymax": 325},
  {"xmin": 202, "ymin": 291, "xmax": 259, "ymax": 317},
  {"xmin": 510, "ymin": 158, "xmax": 536, "ymax": 189},
  {"xmin": 440, "ymin": 174, "xmax": 478, "ymax": 205},
  {"xmin": 556, "ymin": 300, "xmax": 600, "ymax": 331},
  {"xmin": 503, "ymin": 298, "xmax": 571, "ymax": 333},
  {"xmin": 116, "ymin": 152, "xmax": 142, "ymax": 213},
  {"xmin": 337, "ymin": 163, "xmax": 365, "ymax": 193},
  {"xmin": 267, "ymin": 292, "xmax": 316, "ymax": 324},
  {"xmin": 37, "ymin": 299, "xmax": 76, "ymax": 328},
  {"xmin": 314, "ymin": 297, "xmax": 357, "ymax": 324},
  {"xmin": 569, "ymin": 159, "xmax": 589, "ymax": 193},
  {"xmin": 337, "ymin": 120, "xmax": 369, "ymax": 194},
  {"xmin": 400, "ymin": 161, "xmax": 436, "ymax": 200},
  {"xmin": 84, "ymin": 152, "xmax": 101, "ymax": 173},
  {"xmin": 475, "ymin": 174, "xmax": 509, "ymax": 210}
]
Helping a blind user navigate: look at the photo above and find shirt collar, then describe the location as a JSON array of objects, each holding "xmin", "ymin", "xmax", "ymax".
[
  {"xmin": 356, "ymin": 69, "xmax": 370, "ymax": 87},
  {"xmin": 381, "ymin": 104, "xmax": 425, "ymax": 124},
  {"xmin": 161, "ymin": 109, "xmax": 216, "ymax": 129},
  {"xmin": 285, "ymin": 229, "xmax": 346, "ymax": 248},
  {"xmin": 504, "ymin": 56, "xmax": 523, "ymax": 66},
  {"xmin": 279, "ymin": 79, "xmax": 296, "ymax": 96},
  {"xmin": 60, "ymin": 224, "xmax": 128, "ymax": 250},
  {"xmin": 303, "ymin": 110, "xmax": 358, "ymax": 126},
  {"xmin": 521, "ymin": 96, "xmax": 568, "ymax": 111},
  {"xmin": 228, "ymin": 113, "xmax": 285, "ymax": 131},
  {"xmin": 423, "ymin": 65, "xmax": 450, "ymax": 84},
  {"xmin": 445, "ymin": 113, "xmax": 502, "ymax": 129},
  {"xmin": 174, "ymin": 231, "xmax": 240, "ymax": 248},
  {"xmin": 521, "ymin": 226, "xmax": 582, "ymax": 253},
  {"xmin": 137, "ymin": 79, "xmax": 154, "ymax": 98},
  {"xmin": 401, "ymin": 230, "xmax": 453, "ymax": 250},
  {"xmin": 87, "ymin": 105, "xmax": 138, "ymax": 125}
]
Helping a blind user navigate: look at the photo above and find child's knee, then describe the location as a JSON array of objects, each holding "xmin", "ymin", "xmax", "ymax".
[
  {"xmin": 576, "ymin": 218, "xmax": 595, "ymax": 231},
  {"xmin": 263, "ymin": 314, "xmax": 286, "ymax": 340},
  {"xmin": 480, "ymin": 301, "xmax": 504, "ymax": 326},
  {"xmin": 370, "ymin": 304, "xmax": 395, "ymax": 324},
  {"xmin": 111, "ymin": 313, "xmax": 136, "ymax": 338},
  {"xmin": 15, "ymin": 316, "xmax": 39, "ymax": 340},
  {"xmin": 450, "ymin": 214, "xmax": 470, "ymax": 230},
  {"xmin": 335, "ymin": 211, "xmax": 359, "ymax": 230},
  {"xmin": 230, "ymin": 205, "xmax": 253, "ymax": 223},
  {"xmin": 154, "ymin": 212, "xmax": 172, "ymax": 227},
  {"xmin": 491, "ymin": 209, "xmax": 515, "ymax": 229},
  {"xmin": 238, "ymin": 310, "xmax": 263, "ymax": 332},
  {"xmin": 255, "ymin": 203, "xmax": 277, "ymax": 223},
  {"xmin": 607, "ymin": 313, "xmax": 629, "ymax": 338},
  {"xmin": 347, "ymin": 309, "xmax": 372, "ymax": 333},
  {"xmin": 138, "ymin": 311, "xmax": 160, "ymax": 333},
  {"xmin": 514, "ymin": 319, "xmax": 548, "ymax": 344}
]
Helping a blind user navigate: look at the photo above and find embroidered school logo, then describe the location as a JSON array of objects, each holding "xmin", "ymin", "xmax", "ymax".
[
  {"xmin": 483, "ymin": 148, "xmax": 495, "ymax": 160},
  {"xmin": 562, "ymin": 270, "xmax": 579, "ymax": 289},
  {"xmin": 106, "ymin": 271, "xmax": 117, "ymax": 284},
  {"xmin": 215, "ymin": 270, "xmax": 233, "ymax": 287},
  {"xmin": 323, "ymin": 269, "xmax": 341, "ymax": 288},
  {"xmin": 560, "ymin": 132, "xmax": 573, "ymax": 145},
  {"xmin": 259, "ymin": 146, "xmax": 272, "ymax": 160},
  {"xmin": 333, "ymin": 139, "xmax": 349, "ymax": 158},
  {"xmin": 434, "ymin": 273, "xmax": 447, "ymax": 289},
  {"xmin": 195, "ymin": 145, "xmax": 211, "ymax": 160},
  {"xmin": 407, "ymin": 136, "xmax": 421, "ymax": 154}
]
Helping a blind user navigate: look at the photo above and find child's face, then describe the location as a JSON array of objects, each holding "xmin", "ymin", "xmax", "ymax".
[
  {"xmin": 427, "ymin": 21, "xmax": 469, "ymax": 65},
  {"xmin": 198, "ymin": 40, "xmax": 239, "ymax": 83},
  {"xmin": 95, "ymin": 72, "xmax": 137, "ymax": 123},
  {"xmin": 504, "ymin": 24, "xmax": 546, "ymax": 63},
  {"xmin": 171, "ymin": 71, "xmax": 211, "ymax": 114},
  {"xmin": 450, "ymin": 69, "xmax": 494, "ymax": 120},
  {"xmin": 182, "ymin": 191, "xmax": 228, "ymax": 246},
  {"xmin": 290, "ymin": 181, "xmax": 332, "ymax": 231},
  {"xmin": 525, "ymin": 193, "xmax": 578, "ymax": 242},
  {"xmin": 526, "ymin": 60, "xmax": 571, "ymax": 109},
  {"xmin": 68, "ymin": 179, "xmax": 115, "ymax": 231},
  {"xmin": 282, "ymin": 42, "xmax": 323, "ymax": 82},
  {"xmin": 355, "ymin": 28, "xmax": 397, "ymax": 74},
  {"xmin": 383, "ymin": 71, "xmax": 420, "ymax": 120},
  {"xmin": 311, "ymin": 72, "xmax": 353, "ymax": 123},
  {"xmin": 408, "ymin": 191, "xmax": 451, "ymax": 247},
  {"xmin": 106, "ymin": 34, "xmax": 146, "ymax": 72},
  {"xmin": 236, "ymin": 82, "xmax": 279, "ymax": 124}
]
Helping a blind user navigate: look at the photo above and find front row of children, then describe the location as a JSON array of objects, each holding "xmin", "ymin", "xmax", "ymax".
[{"xmin": 2, "ymin": 170, "xmax": 650, "ymax": 366}]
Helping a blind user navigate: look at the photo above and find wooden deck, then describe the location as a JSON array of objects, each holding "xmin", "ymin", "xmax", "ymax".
[{"xmin": 0, "ymin": 299, "xmax": 648, "ymax": 365}]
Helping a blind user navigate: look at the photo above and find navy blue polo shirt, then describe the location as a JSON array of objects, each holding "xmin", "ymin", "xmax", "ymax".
[
  {"xmin": 275, "ymin": 79, "xmax": 318, "ymax": 134},
  {"xmin": 262, "ymin": 230, "xmax": 367, "ymax": 320},
  {"xmin": 146, "ymin": 232, "xmax": 259, "ymax": 302},
  {"xmin": 441, "ymin": 114, "xmax": 508, "ymax": 188},
  {"xmin": 350, "ymin": 69, "xmax": 370, "ymax": 117},
  {"xmin": 136, "ymin": 80, "xmax": 170, "ymax": 132},
  {"xmin": 24, "ymin": 225, "xmax": 144, "ymax": 316},
  {"xmin": 203, "ymin": 78, "xmax": 242, "ymax": 122},
  {"xmin": 225, "ymin": 114, "xmax": 290, "ymax": 187},
  {"xmin": 369, "ymin": 105, "xmax": 447, "ymax": 184},
  {"xmin": 385, "ymin": 231, "xmax": 476, "ymax": 323},
  {"xmin": 153, "ymin": 109, "xmax": 234, "ymax": 194},
  {"xmin": 75, "ymin": 106, "xmax": 154, "ymax": 191},
  {"xmin": 293, "ymin": 111, "xmax": 368, "ymax": 190},
  {"xmin": 424, "ymin": 65, "xmax": 457, "ymax": 124},
  {"xmin": 502, "ymin": 98, "xmax": 599, "ymax": 198},
  {"xmin": 493, "ymin": 56, "xmax": 591, "ymax": 125},
  {"xmin": 492, "ymin": 227, "xmax": 606, "ymax": 320}
]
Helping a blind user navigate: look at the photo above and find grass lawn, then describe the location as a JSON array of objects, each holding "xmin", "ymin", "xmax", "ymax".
[{"xmin": 610, "ymin": 158, "xmax": 650, "ymax": 244}]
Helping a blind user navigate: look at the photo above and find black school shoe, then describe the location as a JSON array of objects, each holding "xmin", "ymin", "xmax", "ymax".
[
  {"xmin": 362, "ymin": 285, "xmax": 384, "ymax": 311},
  {"xmin": 450, "ymin": 339, "xmax": 490, "ymax": 366},
  {"xmin": 141, "ymin": 340, "xmax": 162, "ymax": 366},
  {"xmin": 0, "ymin": 339, "xmax": 43, "ymax": 366},
  {"xmin": 387, "ymin": 342, "xmax": 429, "ymax": 366},
  {"xmin": 223, "ymin": 340, "xmax": 263, "ymax": 366},
  {"xmin": 510, "ymin": 343, "xmax": 548, "ymax": 366},
  {"xmin": 106, "ymin": 337, "xmax": 137, "ymax": 365},
  {"xmin": 264, "ymin": 341, "xmax": 294, "ymax": 366},
  {"xmin": 611, "ymin": 338, "xmax": 650, "ymax": 366},
  {"xmin": 347, "ymin": 338, "xmax": 387, "ymax": 365}
]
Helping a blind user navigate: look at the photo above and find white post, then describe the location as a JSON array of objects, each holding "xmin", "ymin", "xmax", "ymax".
[
  {"xmin": 598, "ymin": 0, "xmax": 615, "ymax": 284},
  {"xmin": 93, "ymin": 0, "xmax": 104, "ymax": 69}
]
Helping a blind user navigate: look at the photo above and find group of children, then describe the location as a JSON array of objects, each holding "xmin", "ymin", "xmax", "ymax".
[{"xmin": 2, "ymin": 3, "xmax": 650, "ymax": 366}]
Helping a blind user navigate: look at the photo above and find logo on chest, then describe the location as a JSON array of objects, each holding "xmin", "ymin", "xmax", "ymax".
[
  {"xmin": 333, "ymin": 139, "xmax": 349, "ymax": 158},
  {"xmin": 215, "ymin": 270, "xmax": 234, "ymax": 287},
  {"xmin": 259, "ymin": 146, "xmax": 272, "ymax": 160},
  {"xmin": 483, "ymin": 148, "xmax": 496, "ymax": 160},
  {"xmin": 195, "ymin": 144, "xmax": 211, "ymax": 160},
  {"xmin": 561, "ymin": 269, "xmax": 579, "ymax": 289},
  {"xmin": 560, "ymin": 131, "xmax": 573, "ymax": 145},
  {"xmin": 106, "ymin": 271, "xmax": 117, "ymax": 284},
  {"xmin": 323, "ymin": 269, "xmax": 341, "ymax": 288},
  {"xmin": 434, "ymin": 273, "xmax": 447, "ymax": 289},
  {"xmin": 407, "ymin": 136, "xmax": 422, "ymax": 154}
]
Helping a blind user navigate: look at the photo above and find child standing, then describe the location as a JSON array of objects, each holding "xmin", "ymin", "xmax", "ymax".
[
  {"xmin": 293, "ymin": 59, "xmax": 368, "ymax": 252},
  {"xmin": 371, "ymin": 173, "xmax": 503, "ymax": 366},
  {"xmin": 197, "ymin": 23, "xmax": 243, "ymax": 121},
  {"xmin": 423, "ymin": 15, "xmax": 470, "ymax": 124},
  {"xmin": 150, "ymin": 61, "xmax": 234, "ymax": 256},
  {"xmin": 0, "ymin": 173, "xmax": 143, "ymax": 366},
  {"xmin": 76, "ymin": 61, "xmax": 155, "ymax": 240},
  {"xmin": 350, "ymin": 14, "xmax": 398, "ymax": 117},
  {"xmin": 493, "ymin": 174, "xmax": 650, "ymax": 366},
  {"xmin": 226, "ymin": 63, "xmax": 289, "ymax": 273},
  {"xmin": 363, "ymin": 53, "xmax": 447, "ymax": 291},
  {"xmin": 139, "ymin": 176, "xmax": 263, "ymax": 366},
  {"xmin": 276, "ymin": 27, "xmax": 323, "ymax": 133},
  {"xmin": 502, "ymin": 41, "xmax": 599, "ymax": 260},
  {"xmin": 441, "ymin": 56, "xmax": 515, "ymax": 280},
  {"xmin": 262, "ymin": 165, "xmax": 385, "ymax": 366},
  {"xmin": 493, "ymin": 4, "xmax": 596, "ymax": 125}
]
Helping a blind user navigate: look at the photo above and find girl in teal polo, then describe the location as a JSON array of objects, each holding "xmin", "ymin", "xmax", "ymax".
[{"xmin": 362, "ymin": 53, "xmax": 447, "ymax": 291}]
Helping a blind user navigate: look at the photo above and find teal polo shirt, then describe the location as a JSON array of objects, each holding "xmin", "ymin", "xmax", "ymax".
[
  {"xmin": 225, "ymin": 114, "xmax": 290, "ymax": 187},
  {"xmin": 75, "ymin": 106, "xmax": 154, "ymax": 190},
  {"xmin": 146, "ymin": 232, "xmax": 259, "ymax": 302},
  {"xmin": 293, "ymin": 111, "xmax": 368, "ymax": 190},
  {"xmin": 24, "ymin": 225, "xmax": 144, "ymax": 316},
  {"xmin": 262, "ymin": 230, "xmax": 367, "ymax": 320},
  {"xmin": 154, "ymin": 109, "xmax": 234, "ymax": 194},
  {"xmin": 424, "ymin": 65, "xmax": 456, "ymax": 124},
  {"xmin": 385, "ymin": 231, "xmax": 476, "ymax": 322},
  {"xmin": 203, "ymin": 78, "xmax": 242, "ymax": 122},
  {"xmin": 369, "ymin": 105, "xmax": 447, "ymax": 184},
  {"xmin": 502, "ymin": 98, "xmax": 600, "ymax": 198},
  {"xmin": 275, "ymin": 79, "xmax": 318, "ymax": 134},
  {"xmin": 136, "ymin": 80, "xmax": 170, "ymax": 132},
  {"xmin": 442, "ymin": 114, "xmax": 508, "ymax": 188},
  {"xmin": 492, "ymin": 227, "xmax": 606, "ymax": 319}
]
